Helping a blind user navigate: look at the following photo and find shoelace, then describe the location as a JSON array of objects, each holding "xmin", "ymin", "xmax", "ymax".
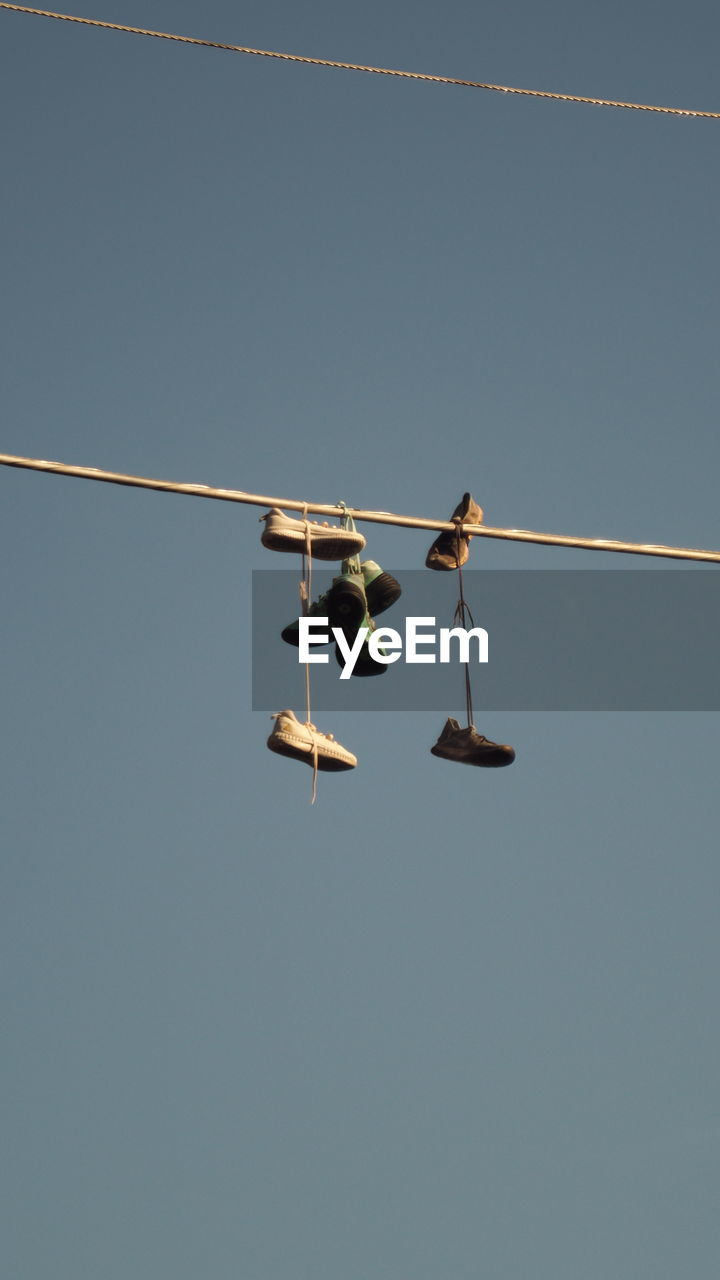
[
  {"xmin": 299, "ymin": 504, "xmax": 319, "ymax": 804},
  {"xmin": 275, "ymin": 502, "xmax": 358, "ymax": 803},
  {"xmin": 305, "ymin": 723, "xmax": 335, "ymax": 740},
  {"xmin": 337, "ymin": 502, "xmax": 361, "ymax": 572},
  {"xmin": 453, "ymin": 520, "xmax": 475, "ymax": 729}
]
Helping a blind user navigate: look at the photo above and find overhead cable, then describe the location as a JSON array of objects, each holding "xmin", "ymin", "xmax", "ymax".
[
  {"xmin": 1, "ymin": 4, "xmax": 719, "ymax": 119},
  {"xmin": 1, "ymin": 451, "xmax": 718, "ymax": 564}
]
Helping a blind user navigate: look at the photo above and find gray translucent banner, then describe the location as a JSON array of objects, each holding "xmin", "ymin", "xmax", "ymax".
[{"xmin": 252, "ymin": 570, "xmax": 720, "ymax": 711}]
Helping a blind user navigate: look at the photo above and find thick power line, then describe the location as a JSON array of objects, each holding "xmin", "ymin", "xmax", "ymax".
[{"xmin": 1, "ymin": 452, "xmax": 718, "ymax": 564}]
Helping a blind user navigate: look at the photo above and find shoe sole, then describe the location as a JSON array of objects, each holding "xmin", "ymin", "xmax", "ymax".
[
  {"xmin": 280, "ymin": 622, "xmax": 331, "ymax": 647},
  {"xmin": 262, "ymin": 527, "xmax": 365, "ymax": 560},
  {"xmin": 267, "ymin": 731, "xmax": 356, "ymax": 770},
  {"xmin": 333, "ymin": 643, "xmax": 387, "ymax": 677},
  {"xmin": 430, "ymin": 744, "xmax": 515, "ymax": 766},
  {"xmin": 365, "ymin": 572, "xmax": 402, "ymax": 616},
  {"xmin": 326, "ymin": 580, "xmax": 367, "ymax": 630}
]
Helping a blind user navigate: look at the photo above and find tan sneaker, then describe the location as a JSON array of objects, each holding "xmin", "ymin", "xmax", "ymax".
[
  {"xmin": 267, "ymin": 710, "xmax": 357, "ymax": 771},
  {"xmin": 261, "ymin": 509, "xmax": 366, "ymax": 560},
  {"xmin": 425, "ymin": 493, "xmax": 484, "ymax": 570},
  {"xmin": 430, "ymin": 717, "xmax": 515, "ymax": 767}
]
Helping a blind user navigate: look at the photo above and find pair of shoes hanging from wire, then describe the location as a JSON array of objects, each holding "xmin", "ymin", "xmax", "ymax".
[
  {"xmin": 281, "ymin": 555, "xmax": 403, "ymax": 676},
  {"xmin": 274, "ymin": 504, "xmax": 402, "ymax": 678},
  {"xmin": 280, "ymin": 559, "xmax": 401, "ymax": 645},
  {"xmin": 425, "ymin": 492, "xmax": 516, "ymax": 768},
  {"xmin": 259, "ymin": 497, "xmax": 515, "ymax": 783},
  {"xmin": 330, "ymin": 554, "xmax": 403, "ymax": 677},
  {"xmin": 260, "ymin": 504, "xmax": 368, "ymax": 795}
]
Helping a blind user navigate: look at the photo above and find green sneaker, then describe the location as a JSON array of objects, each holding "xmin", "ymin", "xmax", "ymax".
[
  {"xmin": 326, "ymin": 565, "xmax": 367, "ymax": 631},
  {"xmin": 281, "ymin": 589, "xmax": 334, "ymax": 647},
  {"xmin": 360, "ymin": 561, "xmax": 402, "ymax": 616},
  {"xmin": 281, "ymin": 563, "xmax": 367, "ymax": 648},
  {"xmin": 280, "ymin": 561, "xmax": 400, "ymax": 652}
]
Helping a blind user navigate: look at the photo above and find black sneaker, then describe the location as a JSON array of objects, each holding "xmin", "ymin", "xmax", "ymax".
[
  {"xmin": 327, "ymin": 566, "xmax": 386, "ymax": 676},
  {"xmin": 280, "ymin": 588, "xmax": 334, "ymax": 647},
  {"xmin": 430, "ymin": 718, "xmax": 515, "ymax": 767},
  {"xmin": 280, "ymin": 567, "xmax": 367, "ymax": 647},
  {"xmin": 333, "ymin": 615, "xmax": 388, "ymax": 677},
  {"xmin": 325, "ymin": 569, "xmax": 368, "ymax": 631}
]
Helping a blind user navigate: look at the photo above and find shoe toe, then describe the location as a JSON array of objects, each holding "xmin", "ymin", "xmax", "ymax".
[{"xmin": 483, "ymin": 744, "xmax": 515, "ymax": 766}]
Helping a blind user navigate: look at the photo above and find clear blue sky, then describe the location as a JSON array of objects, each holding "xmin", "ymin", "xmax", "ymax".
[{"xmin": 2, "ymin": 3, "xmax": 719, "ymax": 1277}]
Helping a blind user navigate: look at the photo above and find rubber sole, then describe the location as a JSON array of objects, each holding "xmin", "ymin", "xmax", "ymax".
[
  {"xmin": 333, "ymin": 642, "xmax": 387, "ymax": 677},
  {"xmin": 267, "ymin": 731, "xmax": 356, "ymax": 770},
  {"xmin": 280, "ymin": 620, "xmax": 331, "ymax": 647},
  {"xmin": 326, "ymin": 579, "xmax": 367, "ymax": 630},
  {"xmin": 364, "ymin": 571, "xmax": 402, "ymax": 616},
  {"xmin": 262, "ymin": 526, "xmax": 365, "ymax": 560},
  {"xmin": 430, "ymin": 743, "xmax": 515, "ymax": 766}
]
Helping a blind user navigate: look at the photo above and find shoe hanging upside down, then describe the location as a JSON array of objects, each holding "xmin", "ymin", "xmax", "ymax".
[{"xmin": 261, "ymin": 508, "xmax": 366, "ymax": 560}]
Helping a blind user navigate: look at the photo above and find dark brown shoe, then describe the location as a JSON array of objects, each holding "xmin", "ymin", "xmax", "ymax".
[
  {"xmin": 425, "ymin": 493, "xmax": 483, "ymax": 571},
  {"xmin": 430, "ymin": 717, "xmax": 515, "ymax": 767}
]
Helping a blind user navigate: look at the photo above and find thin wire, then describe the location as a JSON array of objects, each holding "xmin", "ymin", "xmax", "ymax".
[
  {"xmin": 1, "ymin": 4, "xmax": 719, "ymax": 119},
  {"xmin": 1, "ymin": 451, "xmax": 719, "ymax": 564}
]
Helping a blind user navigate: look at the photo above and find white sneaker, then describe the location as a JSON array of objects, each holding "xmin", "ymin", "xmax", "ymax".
[
  {"xmin": 261, "ymin": 508, "xmax": 366, "ymax": 560},
  {"xmin": 266, "ymin": 710, "xmax": 357, "ymax": 771}
]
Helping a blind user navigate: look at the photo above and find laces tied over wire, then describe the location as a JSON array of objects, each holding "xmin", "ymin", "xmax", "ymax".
[{"xmin": 337, "ymin": 500, "xmax": 362, "ymax": 575}]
